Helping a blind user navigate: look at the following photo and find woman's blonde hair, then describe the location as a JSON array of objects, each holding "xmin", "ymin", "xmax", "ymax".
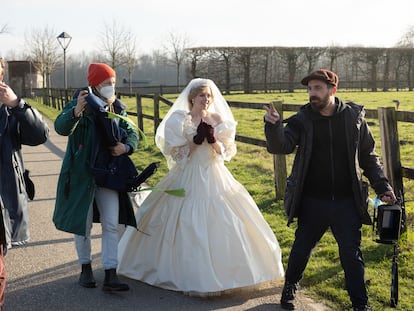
[
  {"xmin": 0, "ymin": 58, "xmax": 4, "ymax": 76},
  {"xmin": 187, "ymin": 81, "xmax": 214, "ymax": 109}
]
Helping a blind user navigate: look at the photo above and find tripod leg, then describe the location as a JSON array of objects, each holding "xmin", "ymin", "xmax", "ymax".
[{"xmin": 390, "ymin": 244, "xmax": 399, "ymax": 307}]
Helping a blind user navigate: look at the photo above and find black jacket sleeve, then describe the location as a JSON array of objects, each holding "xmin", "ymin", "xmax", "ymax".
[{"xmin": 10, "ymin": 99, "xmax": 50, "ymax": 146}]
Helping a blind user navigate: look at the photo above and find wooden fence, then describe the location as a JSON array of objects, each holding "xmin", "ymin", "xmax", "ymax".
[
  {"xmin": 129, "ymin": 93, "xmax": 414, "ymax": 201},
  {"xmin": 45, "ymin": 90, "xmax": 414, "ymax": 201}
]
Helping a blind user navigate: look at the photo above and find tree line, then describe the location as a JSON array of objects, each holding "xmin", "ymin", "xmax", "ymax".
[
  {"xmin": 3, "ymin": 22, "xmax": 414, "ymax": 94},
  {"xmin": 186, "ymin": 45, "xmax": 414, "ymax": 94}
]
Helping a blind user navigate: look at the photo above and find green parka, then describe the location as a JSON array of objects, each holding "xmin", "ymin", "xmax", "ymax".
[{"xmin": 53, "ymin": 97, "xmax": 139, "ymax": 236}]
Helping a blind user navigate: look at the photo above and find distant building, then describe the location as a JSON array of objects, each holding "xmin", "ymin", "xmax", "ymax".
[
  {"xmin": 122, "ymin": 78, "xmax": 152, "ymax": 85},
  {"xmin": 7, "ymin": 60, "xmax": 43, "ymax": 98}
]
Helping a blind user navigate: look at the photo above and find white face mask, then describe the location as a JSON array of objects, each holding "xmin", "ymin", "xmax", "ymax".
[{"xmin": 99, "ymin": 85, "xmax": 115, "ymax": 100}]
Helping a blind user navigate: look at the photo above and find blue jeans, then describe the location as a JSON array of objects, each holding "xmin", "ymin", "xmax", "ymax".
[
  {"xmin": 285, "ymin": 196, "xmax": 368, "ymax": 307},
  {"xmin": 75, "ymin": 187, "xmax": 119, "ymax": 270}
]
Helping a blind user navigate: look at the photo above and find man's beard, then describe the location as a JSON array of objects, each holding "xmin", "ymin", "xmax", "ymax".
[{"xmin": 309, "ymin": 94, "xmax": 330, "ymax": 113}]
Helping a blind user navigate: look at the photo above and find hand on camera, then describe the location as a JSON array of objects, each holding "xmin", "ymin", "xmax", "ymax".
[
  {"xmin": 380, "ymin": 190, "xmax": 397, "ymax": 205},
  {"xmin": 74, "ymin": 90, "xmax": 88, "ymax": 117}
]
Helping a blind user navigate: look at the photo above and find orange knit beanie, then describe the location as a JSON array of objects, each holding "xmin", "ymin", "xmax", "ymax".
[{"xmin": 87, "ymin": 63, "xmax": 116, "ymax": 86}]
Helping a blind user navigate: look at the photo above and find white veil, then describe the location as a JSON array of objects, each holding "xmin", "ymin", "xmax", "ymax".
[{"xmin": 155, "ymin": 78, "xmax": 236, "ymax": 166}]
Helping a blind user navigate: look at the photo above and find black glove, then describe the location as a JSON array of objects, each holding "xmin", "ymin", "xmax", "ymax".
[
  {"xmin": 193, "ymin": 121, "xmax": 208, "ymax": 145},
  {"xmin": 206, "ymin": 124, "xmax": 216, "ymax": 144}
]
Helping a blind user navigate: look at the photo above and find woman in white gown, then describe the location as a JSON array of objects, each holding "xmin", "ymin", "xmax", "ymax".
[{"xmin": 117, "ymin": 78, "xmax": 284, "ymax": 295}]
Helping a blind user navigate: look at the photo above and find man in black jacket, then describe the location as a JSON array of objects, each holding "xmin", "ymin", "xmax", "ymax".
[{"xmin": 264, "ymin": 69, "xmax": 396, "ymax": 311}]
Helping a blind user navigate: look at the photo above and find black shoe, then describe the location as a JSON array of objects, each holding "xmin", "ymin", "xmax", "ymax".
[
  {"xmin": 280, "ymin": 281, "xmax": 299, "ymax": 310},
  {"xmin": 79, "ymin": 263, "xmax": 97, "ymax": 288},
  {"xmin": 353, "ymin": 306, "xmax": 370, "ymax": 311},
  {"xmin": 102, "ymin": 268, "xmax": 129, "ymax": 291}
]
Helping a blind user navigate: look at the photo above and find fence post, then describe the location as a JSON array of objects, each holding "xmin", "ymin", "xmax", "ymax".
[
  {"xmin": 272, "ymin": 101, "xmax": 287, "ymax": 200},
  {"xmin": 136, "ymin": 93, "xmax": 144, "ymax": 132},
  {"xmin": 64, "ymin": 88, "xmax": 70, "ymax": 108},
  {"xmin": 51, "ymin": 88, "xmax": 56, "ymax": 109},
  {"xmin": 378, "ymin": 107, "xmax": 404, "ymax": 196},
  {"xmin": 58, "ymin": 88, "xmax": 63, "ymax": 110},
  {"xmin": 153, "ymin": 94, "xmax": 160, "ymax": 136}
]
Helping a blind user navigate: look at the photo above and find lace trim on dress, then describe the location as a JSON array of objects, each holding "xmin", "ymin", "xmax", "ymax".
[
  {"xmin": 182, "ymin": 113, "xmax": 196, "ymax": 136},
  {"xmin": 168, "ymin": 112, "xmax": 193, "ymax": 167},
  {"xmin": 215, "ymin": 120, "xmax": 237, "ymax": 161},
  {"xmin": 170, "ymin": 144, "xmax": 190, "ymax": 165}
]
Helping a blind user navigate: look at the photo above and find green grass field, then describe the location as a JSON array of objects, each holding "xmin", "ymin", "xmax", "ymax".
[{"xmin": 28, "ymin": 90, "xmax": 413, "ymax": 311}]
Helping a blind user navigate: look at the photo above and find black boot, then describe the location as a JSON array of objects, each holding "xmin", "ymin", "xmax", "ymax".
[
  {"xmin": 280, "ymin": 281, "xmax": 299, "ymax": 310},
  {"xmin": 79, "ymin": 263, "xmax": 96, "ymax": 288},
  {"xmin": 103, "ymin": 268, "xmax": 129, "ymax": 291}
]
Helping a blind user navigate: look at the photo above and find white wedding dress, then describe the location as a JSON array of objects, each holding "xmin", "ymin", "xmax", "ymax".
[{"xmin": 117, "ymin": 110, "xmax": 284, "ymax": 295}]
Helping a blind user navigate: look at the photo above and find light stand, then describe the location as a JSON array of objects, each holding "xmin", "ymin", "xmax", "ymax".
[{"xmin": 57, "ymin": 32, "xmax": 72, "ymax": 89}]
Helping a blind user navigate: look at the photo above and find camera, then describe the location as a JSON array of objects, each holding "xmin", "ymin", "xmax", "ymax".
[
  {"xmin": 371, "ymin": 193, "xmax": 406, "ymax": 307},
  {"xmin": 373, "ymin": 203, "xmax": 404, "ymax": 244}
]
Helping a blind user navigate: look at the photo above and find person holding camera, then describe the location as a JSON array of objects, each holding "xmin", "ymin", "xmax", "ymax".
[
  {"xmin": 0, "ymin": 57, "xmax": 49, "ymax": 308},
  {"xmin": 264, "ymin": 69, "xmax": 397, "ymax": 311},
  {"xmin": 53, "ymin": 63, "xmax": 139, "ymax": 291},
  {"xmin": 0, "ymin": 57, "xmax": 49, "ymax": 248}
]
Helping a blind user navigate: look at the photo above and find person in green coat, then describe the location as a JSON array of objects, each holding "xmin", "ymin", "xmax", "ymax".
[{"xmin": 53, "ymin": 63, "xmax": 139, "ymax": 292}]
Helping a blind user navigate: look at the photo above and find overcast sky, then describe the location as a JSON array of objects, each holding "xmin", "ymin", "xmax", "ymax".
[{"xmin": 1, "ymin": 0, "xmax": 413, "ymax": 58}]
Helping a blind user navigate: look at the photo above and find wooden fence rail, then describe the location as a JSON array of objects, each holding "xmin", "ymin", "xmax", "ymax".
[
  {"xmin": 131, "ymin": 93, "xmax": 414, "ymax": 201},
  {"xmin": 46, "ymin": 90, "xmax": 414, "ymax": 201}
]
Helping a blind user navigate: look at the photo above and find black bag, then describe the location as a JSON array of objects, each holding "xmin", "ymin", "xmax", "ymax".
[
  {"xmin": 92, "ymin": 154, "xmax": 159, "ymax": 192},
  {"xmin": 92, "ymin": 152, "xmax": 138, "ymax": 192},
  {"xmin": 24, "ymin": 169, "xmax": 35, "ymax": 200}
]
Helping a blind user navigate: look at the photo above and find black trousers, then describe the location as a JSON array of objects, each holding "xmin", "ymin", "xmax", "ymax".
[{"xmin": 285, "ymin": 196, "xmax": 368, "ymax": 307}]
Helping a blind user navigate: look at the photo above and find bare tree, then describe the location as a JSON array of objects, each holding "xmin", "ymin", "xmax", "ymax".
[
  {"xmin": 383, "ymin": 49, "xmax": 392, "ymax": 91},
  {"xmin": 325, "ymin": 46, "xmax": 343, "ymax": 71},
  {"xmin": 392, "ymin": 48, "xmax": 408, "ymax": 91},
  {"xmin": 24, "ymin": 26, "xmax": 60, "ymax": 104},
  {"xmin": 0, "ymin": 24, "xmax": 10, "ymax": 35},
  {"xmin": 123, "ymin": 32, "xmax": 138, "ymax": 93},
  {"xmin": 397, "ymin": 25, "xmax": 414, "ymax": 47},
  {"xmin": 277, "ymin": 47, "xmax": 304, "ymax": 92},
  {"xmin": 99, "ymin": 20, "xmax": 129, "ymax": 70},
  {"xmin": 344, "ymin": 48, "xmax": 365, "ymax": 89},
  {"xmin": 186, "ymin": 47, "xmax": 209, "ymax": 79},
  {"xmin": 234, "ymin": 47, "xmax": 260, "ymax": 94},
  {"xmin": 256, "ymin": 47, "xmax": 274, "ymax": 93},
  {"xmin": 217, "ymin": 48, "xmax": 236, "ymax": 94},
  {"xmin": 303, "ymin": 47, "xmax": 324, "ymax": 74},
  {"xmin": 164, "ymin": 32, "xmax": 190, "ymax": 91},
  {"xmin": 397, "ymin": 26, "xmax": 414, "ymax": 90}
]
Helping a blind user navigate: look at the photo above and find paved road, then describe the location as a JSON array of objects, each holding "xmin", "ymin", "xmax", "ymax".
[{"xmin": 4, "ymin": 118, "xmax": 332, "ymax": 311}]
